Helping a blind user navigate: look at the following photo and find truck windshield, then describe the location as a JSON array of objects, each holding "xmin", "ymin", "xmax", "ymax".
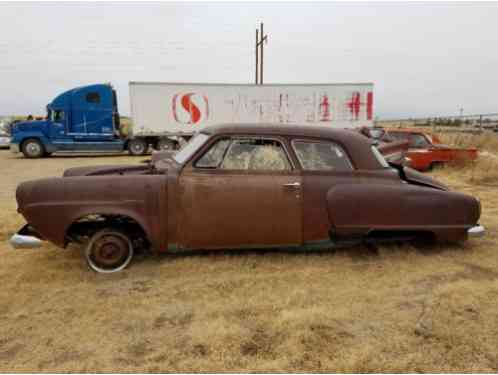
[{"xmin": 173, "ymin": 133, "xmax": 210, "ymax": 165}]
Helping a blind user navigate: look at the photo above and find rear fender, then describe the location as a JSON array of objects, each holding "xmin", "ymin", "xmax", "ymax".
[{"xmin": 325, "ymin": 183, "xmax": 478, "ymax": 239}]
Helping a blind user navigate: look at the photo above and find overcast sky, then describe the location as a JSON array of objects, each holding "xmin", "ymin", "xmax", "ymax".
[{"xmin": 1, "ymin": 1, "xmax": 498, "ymax": 118}]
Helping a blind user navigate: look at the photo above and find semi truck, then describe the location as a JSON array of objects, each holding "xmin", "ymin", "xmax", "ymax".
[{"xmin": 10, "ymin": 82, "xmax": 374, "ymax": 158}]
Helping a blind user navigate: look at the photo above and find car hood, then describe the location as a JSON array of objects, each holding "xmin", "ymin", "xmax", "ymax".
[
  {"xmin": 12, "ymin": 120, "xmax": 49, "ymax": 134},
  {"xmin": 63, "ymin": 164, "xmax": 151, "ymax": 177}
]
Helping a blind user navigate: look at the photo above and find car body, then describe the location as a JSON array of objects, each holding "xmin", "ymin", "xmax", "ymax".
[
  {"xmin": 11, "ymin": 123, "xmax": 484, "ymax": 272},
  {"xmin": 0, "ymin": 132, "xmax": 10, "ymax": 149},
  {"xmin": 0, "ymin": 119, "xmax": 12, "ymax": 149},
  {"xmin": 376, "ymin": 128, "xmax": 478, "ymax": 171}
]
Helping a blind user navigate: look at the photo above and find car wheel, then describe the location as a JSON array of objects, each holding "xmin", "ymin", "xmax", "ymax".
[
  {"xmin": 156, "ymin": 138, "xmax": 176, "ymax": 151},
  {"xmin": 85, "ymin": 229, "xmax": 134, "ymax": 273},
  {"xmin": 22, "ymin": 138, "xmax": 44, "ymax": 158},
  {"xmin": 128, "ymin": 138, "xmax": 148, "ymax": 156}
]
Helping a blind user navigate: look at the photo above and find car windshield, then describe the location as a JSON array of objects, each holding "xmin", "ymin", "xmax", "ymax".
[
  {"xmin": 410, "ymin": 134, "xmax": 430, "ymax": 148},
  {"xmin": 369, "ymin": 128, "xmax": 385, "ymax": 139},
  {"xmin": 173, "ymin": 133, "xmax": 210, "ymax": 165}
]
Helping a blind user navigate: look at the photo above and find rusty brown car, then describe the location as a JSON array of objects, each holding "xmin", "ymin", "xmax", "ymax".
[{"xmin": 11, "ymin": 124, "xmax": 484, "ymax": 273}]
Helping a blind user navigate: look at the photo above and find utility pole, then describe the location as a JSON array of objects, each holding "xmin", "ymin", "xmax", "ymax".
[
  {"xmin": 255, "ymin": 29, "xmax": 259, "ymax": 84},
  {"xmin": 255, "ymin": 22, "xmax": 268, "ymax": 84}
]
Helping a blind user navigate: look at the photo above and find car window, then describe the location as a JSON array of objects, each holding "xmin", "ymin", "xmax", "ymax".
[
  {"xmin": 410, "ymin": 134, "xmax": 430, "ymax": 148},
  {"xmin": 86, "ymin": 92, "xmax": 100, "ymax": 104},
  {"xmin": 220, "ymin": 138, "xmax": 291, "ymax": 171},
  {"xmin": 369, "ymin": 128, "xmax": 385, "ymax": 140},
  {"xmin": 196, "ymin": 138, "xmax": 231, "ymax": 168},
  {"xmin": 292, "ymin": 141, "xmax": 353, "ymax": 171},
  {"xmin": 387, "ymin": 132, "xmax": 410, "ymax": 141},
  {"xmin": 52, "ymin": 110, "xmax": 65, "ymax": 123}
]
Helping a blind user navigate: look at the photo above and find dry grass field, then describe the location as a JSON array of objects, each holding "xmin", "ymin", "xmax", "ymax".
[{"xmin": 0, "ymin": 135, "xmax": 497, "ymax": 372}]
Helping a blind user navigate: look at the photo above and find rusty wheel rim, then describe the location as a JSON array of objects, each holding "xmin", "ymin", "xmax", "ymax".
[{"xmin": 86, "ymin": 231, "xmax": 133, "ymax": 273}]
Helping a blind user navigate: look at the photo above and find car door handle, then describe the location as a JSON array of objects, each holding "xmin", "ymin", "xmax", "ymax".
[{"xmin": 283, "ymin": 182, "xmax": 301, "ymax": 188}]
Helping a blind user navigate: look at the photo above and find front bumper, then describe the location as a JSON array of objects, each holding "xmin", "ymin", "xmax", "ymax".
[
  {"xmin": 468, "ymin": 225, "xmax": 485, "ymax": 238},
  {"xmin": 10, "ymin": 143, "xmax": 19, "ymax": 153},
  {"xmin": 9, "ymin": 224, "xmax": 43, "ymax": 249}
]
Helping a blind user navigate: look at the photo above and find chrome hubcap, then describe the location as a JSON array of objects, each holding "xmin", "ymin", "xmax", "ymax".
[{"xmin": 27, "ymin": 143, "xmax": 41, "ymax": 155}]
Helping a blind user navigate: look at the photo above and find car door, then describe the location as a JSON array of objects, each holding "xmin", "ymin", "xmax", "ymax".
[
  {"xmin": 291, "ymin": 139, "xmax": 357, "ymax": 242},
  {"xmin": 178, "ymin": 135, "xmax": 302, "ymax": 250}
]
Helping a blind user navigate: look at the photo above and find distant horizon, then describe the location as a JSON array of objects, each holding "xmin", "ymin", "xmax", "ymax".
[{"xmin": 2, "ymin": 2, "xmax": 498, "ymax": 119}]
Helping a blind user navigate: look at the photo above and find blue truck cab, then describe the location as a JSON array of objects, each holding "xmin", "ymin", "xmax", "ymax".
[{"xmin": 10, "ymin": 84, "xmax": 126, "ymax": 158}]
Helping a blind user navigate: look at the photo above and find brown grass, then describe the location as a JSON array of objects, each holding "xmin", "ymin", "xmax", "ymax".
[
  {"xmin": 436, "ymin": 130, "xmax": 498, "ymax": 153},
  {"xmin": 0, "ymin": 148, "xmax": 498, "ymax": 372}
]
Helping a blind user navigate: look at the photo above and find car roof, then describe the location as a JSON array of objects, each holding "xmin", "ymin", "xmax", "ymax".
[
  {"xmin": 204, "ymin": 122, "xmax": 362, "ymax": 140},
  {"xmin": 200, "ymin": 123, "xmax": 385, "ymax": 170},
  {"xmin": 385, "ymin": 128, "xmax": 432, "ymax": 135}
]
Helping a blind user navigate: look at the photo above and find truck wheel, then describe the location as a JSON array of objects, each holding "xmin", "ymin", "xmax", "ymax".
[
  {"xmin": 128, "ymin": 138, "xmax": 148, "ymax": 156},
  {"xmin": 85, "ymin": 229, "xmax": 134, "ymax": 273},
  {"xmin": 157, "ymin": 138, "xmax": 176, "ymax": 151},
  {"xmin": 22, "ymin": 138, "xmax": 44, "ymax": 158}
]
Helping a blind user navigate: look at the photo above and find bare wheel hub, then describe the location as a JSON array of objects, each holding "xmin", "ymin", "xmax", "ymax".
[{"xmin": 86, "ymin": 230, "xmax": 134, "ymax": 273}]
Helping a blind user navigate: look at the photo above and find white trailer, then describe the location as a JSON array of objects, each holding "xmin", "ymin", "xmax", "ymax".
[{"xmin": 128, "ymin": 82, "xmax": 374, "ymax": 153}]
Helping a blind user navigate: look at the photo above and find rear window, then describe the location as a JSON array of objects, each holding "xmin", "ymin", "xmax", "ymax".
[{"xmin": 292, "ymin": 140, "xmax": 353, "ymax": 171}]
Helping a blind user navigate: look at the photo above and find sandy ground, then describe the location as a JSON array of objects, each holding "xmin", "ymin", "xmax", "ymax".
[{"xmin": 0, "ymin": 147, "xmax": 497, "ymax": 372}]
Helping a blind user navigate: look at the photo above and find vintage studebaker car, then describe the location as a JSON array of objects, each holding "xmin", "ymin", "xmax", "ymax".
[{"xmin": 11, "ymin": 124, "xmax": 484, "ymax": 273}]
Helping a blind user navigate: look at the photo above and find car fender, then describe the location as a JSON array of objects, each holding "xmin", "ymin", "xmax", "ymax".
[
  {"xmin": 325, "ymin": 183, "xmax": 479, "ymax": 238},
  {"xmin": 16, "ymin": 175, "xmax": 165, "ymax": 250}
]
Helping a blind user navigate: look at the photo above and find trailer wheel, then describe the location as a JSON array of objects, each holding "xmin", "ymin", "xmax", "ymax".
[
  {"xmin": 22, "ymin": 138, "xmax": 45, "ymax": 158},
  {"xmin": 85, "ymin": 229, "xmax": 134, "ymax": 273},
  {"xmin": 128, "ymin": 138, "xmax": 148, "ymax": 156},
  {"xmin": 157, "ymin": 138, "xmax": 176, "ymax": 151}
]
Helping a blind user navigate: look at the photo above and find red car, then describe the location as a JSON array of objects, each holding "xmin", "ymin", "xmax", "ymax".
[
  {"xmin": 363, "ymin": 128, "xmax": 478, "ymax": 171},
  {"xmin": 385, "ymin": 129, "xmax": 478, "ymax": 171}
]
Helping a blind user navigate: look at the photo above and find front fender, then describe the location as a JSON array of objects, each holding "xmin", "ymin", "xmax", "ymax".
[
  {"xmin": 326, "ymin": 183, "xmax": 480, "ymax": 238},
  {"xmin": 16, "ymin": 175, "xmax": 166, "ymax": 250},
  {"xmin": 11, "ymin": 131, "xmax": 55, "ymax": 153}
]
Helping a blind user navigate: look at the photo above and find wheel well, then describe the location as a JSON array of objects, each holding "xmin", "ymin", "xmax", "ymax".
[
  {"xmin": 21, "ymin": 137, "xmax": 42, "ymax": 149},
  {"xmin": 65, "ymin": 214, "xmax": 149, "ymax": 249}
]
